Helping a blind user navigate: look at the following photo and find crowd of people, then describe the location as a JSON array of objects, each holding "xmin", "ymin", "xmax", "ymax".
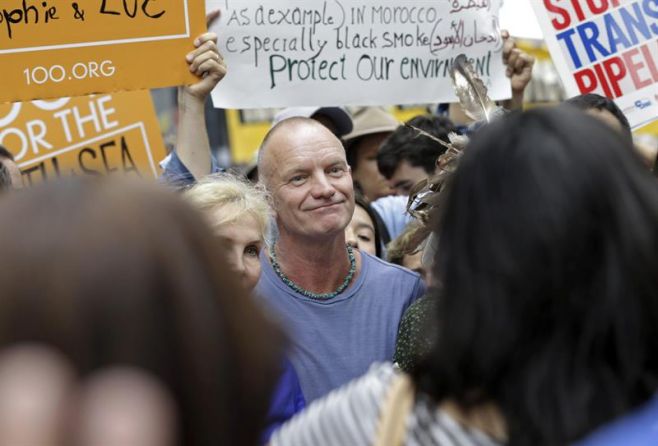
[{"xmin": 0, "ymin": 12, "xmax": 658, "ymax": 446}]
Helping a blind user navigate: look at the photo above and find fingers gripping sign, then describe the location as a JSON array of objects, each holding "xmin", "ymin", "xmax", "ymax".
[
  {"xmin": 184, "ymin": 11, "xmax": 226, "ymax": 100},
  {"xmin": 184, "ymin": 34, "xmax": 226, "ymax": 99},
  {"xmin": 187, "ymin": 35, "xmax": 224, "ymax": 75}
]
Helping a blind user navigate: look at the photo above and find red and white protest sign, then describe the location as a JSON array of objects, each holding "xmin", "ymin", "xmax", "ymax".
[{"xmin": 531, "ymin": 0, "xmax": 658, "ymax": 128}]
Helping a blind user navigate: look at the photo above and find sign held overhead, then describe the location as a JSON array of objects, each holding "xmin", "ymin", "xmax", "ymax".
[
  {"xmin": 0, "ymin": 0, "xmax": 206, "ymax": 103},
  {"xmin": 531, "ymin": 0, "xmax": 658, "ymax": 129},
  {"xmin": 209, "ymin": 0, "xmax": 511, "ymax": 108}
]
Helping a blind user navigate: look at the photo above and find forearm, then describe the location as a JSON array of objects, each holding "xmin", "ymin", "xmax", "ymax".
[
  {"xmin": 175, "ymin": 87, "xmax": 212, "ymax": 180},
  {"xmin": 500, "ymin": 30, "xmax": 534, "ymax": 113},
  {"xmin": 501, "ymin": 89, "xmax": 525, "ymax": 112}
]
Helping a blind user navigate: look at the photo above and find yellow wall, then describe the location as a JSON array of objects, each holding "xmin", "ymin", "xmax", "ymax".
[
  {"xmin": 226, "ymin": 110, "xmax": 270, "ymax": 164},
  {"xmin": 637, "ymin": 121, "xmax": 658, "ymax": 135}
]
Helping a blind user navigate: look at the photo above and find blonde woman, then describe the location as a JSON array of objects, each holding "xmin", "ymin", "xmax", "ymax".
[
  {"xmin": 184, "ymin": 173, "xmax": 305, "ymax": 443},
  {"xmin": 185, "ymin": 173, "xmax": 270, "ymax": 292}
]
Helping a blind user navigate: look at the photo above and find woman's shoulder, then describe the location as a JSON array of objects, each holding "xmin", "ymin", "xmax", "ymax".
[
  {"xmin": 271, "ymin": 362, "xmax": 503, "ymax": 446},
  {"xmin": 270, "ymin": 362, "xmax": 397, "ymax": 446}
]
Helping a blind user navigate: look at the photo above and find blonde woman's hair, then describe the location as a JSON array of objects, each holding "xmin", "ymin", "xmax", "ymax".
[
  {"xmin": 184, "ymin": 173, "xmax": 271, "ymax": 237},
  {"xmin": 386, "ymin": 219, "xmax": 424, "ymax": 264}
]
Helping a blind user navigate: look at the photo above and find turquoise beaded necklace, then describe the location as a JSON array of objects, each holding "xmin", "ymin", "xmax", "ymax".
[{"xmin": 269, "ymin": 243, "xmax": 356, "ymax": 300}]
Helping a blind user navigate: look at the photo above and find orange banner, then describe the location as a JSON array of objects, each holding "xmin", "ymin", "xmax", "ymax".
[
  {"xmin": 0, "ymin": 91, "xmax": 167, "ymax": 185},
  {"xmin": 0, "ymin": 0, "xmax": 204, "ymax": 102}
]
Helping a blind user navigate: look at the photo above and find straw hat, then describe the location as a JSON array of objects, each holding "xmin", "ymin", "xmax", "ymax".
[{"xmin": 342, "ymin": 107, "xmax": 400, "ymax": 143}]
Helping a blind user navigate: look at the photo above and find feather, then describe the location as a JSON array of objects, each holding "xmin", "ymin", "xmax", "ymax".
[
  {"xmin": 395, "ymin": 55, "xmax": 505, "ymax": 257},
  {"xmin": 403, "ymin": 123, "xmax": 453, "ymax": 151},
  {"xmin": 450, "ymin": 54, "xmax": 497, "ymax": 123}
]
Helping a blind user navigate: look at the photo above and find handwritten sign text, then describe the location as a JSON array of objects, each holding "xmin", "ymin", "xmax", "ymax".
[{"xmin": 210, "ymin": 0, "xmax": 510, "ymax": 108}]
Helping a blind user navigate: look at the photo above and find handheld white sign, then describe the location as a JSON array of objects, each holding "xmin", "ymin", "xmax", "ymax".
[{"xmin": 209, "ymin": 0, "xmax": 510, "ymax": 108}]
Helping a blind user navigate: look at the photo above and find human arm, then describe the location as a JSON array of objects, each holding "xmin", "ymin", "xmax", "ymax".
[
  {"xmin": 175, "ymin": 10, "xmax": 226, "ymax": 180},
  {"xmin": 500, "ymin": 30, "xmax": 535, "ymax": 111}
]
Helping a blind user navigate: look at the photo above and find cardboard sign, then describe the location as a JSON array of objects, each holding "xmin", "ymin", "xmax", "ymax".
[
  {"xmin": 531, "ymin": 1, "xmax": 658, "ymax": 129},
  {"xmin": 209, "ymin": 0, "xmax": 510, "ymax": 108},
  {"xmin": 0, "ymin": 91, "xmax": 167, "ymax": 185},
  {"xmin": 0, "ymin": 0, "xmax": 205, "ymax": 103}
]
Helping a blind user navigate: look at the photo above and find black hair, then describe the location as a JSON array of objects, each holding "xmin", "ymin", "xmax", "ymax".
[
  {"xmin": 377, "ymin": 115, "xmax": 456, "ymax": 179},
  {"xmin": 0, "ymin": 162, "xmax": 12, "ymax": 191},
  {"xmin": 413, "ymin": 107, "xmax": 658, "ymax": 446},
  {"xmin": 0, "ymin": 145, "xmax": 14, "ymax": 161},
  {"xmin": 0, "ymin": 146, "xmax": 17, "ymax": 190},
  {"xmin": 354, "ymin": 193, "xmax": 383, "ymax": 258},
  {"xmin": 344, "ymin": 137, "xmax": 360, "ymax": 170},
  {"xmin": 565, "ymin": 93, "xmax": 632, "ymax": 141}
]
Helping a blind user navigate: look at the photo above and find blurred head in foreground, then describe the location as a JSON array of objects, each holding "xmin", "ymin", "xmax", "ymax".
[
  {"xmin": 565, "ymin": 93, "xmax": 631, "ymax": 141},
  {"xmin": 0, "ymin": 178, "xmax": 283, "ymax": 446},
  {"xmin": 184, "ymin": 173, "xmax": 271, "ymax": 292},
  {"xmin": 415, "ymin": 107, "xmax": 658, "ymax": 446},
  {"xmin": 566, "ymin": 94, "xmax": 658, "ymax": 169}
]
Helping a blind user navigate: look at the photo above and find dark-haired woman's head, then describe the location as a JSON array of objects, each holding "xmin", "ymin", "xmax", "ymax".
[
  {"xmin": 345, "ymin": 194, "xmax": 382, "ymax": 257},
  {"xmin": 565, "ymin": 93, "xmax": 632, "ymax": 142},
  {"xmin": 415, "ymin": 106, "xmax": 658, "ymax": 446},
  {"xmin": 0, "ymin": 178, "xmax": 284, "ymax": 446}
]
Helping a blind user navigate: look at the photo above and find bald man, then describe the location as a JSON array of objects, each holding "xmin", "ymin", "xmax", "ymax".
[{"xmin": 256, "ymin": 117, "xmax": 424, "ymax": 402}]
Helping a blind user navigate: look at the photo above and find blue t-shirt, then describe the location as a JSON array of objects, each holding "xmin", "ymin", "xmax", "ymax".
[
  {"xmin": 575, "ymin": 395, "xmax": 658, "ymax": 446},
  {"xmin": 256, "ymin": 250, "xmax": 424, "ymax": 402}
]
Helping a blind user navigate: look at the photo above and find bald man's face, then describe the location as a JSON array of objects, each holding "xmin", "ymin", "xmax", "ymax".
[{"xmin": 261, "ymin": 122, "xmax": 355, "ymax": 240}]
